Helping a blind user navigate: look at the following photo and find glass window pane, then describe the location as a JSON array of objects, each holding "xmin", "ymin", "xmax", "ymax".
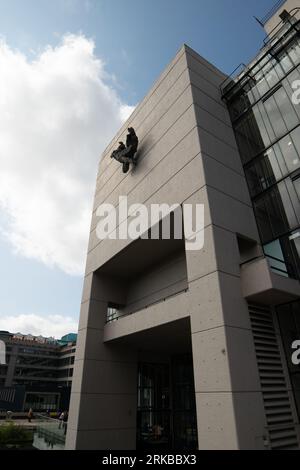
[
  {"xmin": 253, "ymin": 197, "xmax": 273, "ymax": 241},
  {"xmin": 286, "ymin": 177, "xmax": 300, "ymax": 225},
  {"xmin": 288, "ymin": 38, "xmax": 300, "ymax": 66},
  {"xmin": 253, "ymin": 104, "xmax": 273, "ymax": 148},
  {"xmin": 245, "ymin": 164, "xmax": 261, "ymax": 196},
  {"xmin": 256, "ymin": 72, "xmax": 269, "ymax": 98},
  {"xmin": 288, "ymin": 231, "xmax": 300, "ymax": 276},
  {"xmin": 264, "ymin": 239, "xmax": 288, "ymax": 276},
  {"xmin": 257, "ymin": 186, "xmax": 292, "ymax": 239},
  {"xmin": 260, "ymin": 155, "xmax": 277, "ymax": 189},
  {"xmin": 277, "ymin": 181, "xmax": 298, "ymax": 230},
  {"xmin": 273, "ymin": 87, "xmax": 298, "ymax": 131},
  {"xmin": 235, "ymin": 111, "xmax": 267, "ymax": 162},
  {"xmin": 279, "ymin": 134, "xmax": 300, "ymax": 173},
  {"xmin": 272, "ymin": 59, "xmax": 285, "ymax": 80},
  {"xmin": 279, "ymin": 51, "xmax": 294, "ymax": 73},
  {"xmin": 270, "ymin": 144, "xmax": 288, "ymax": 178},
  {"xmin": 264, "ymin": 61, "xmax": 280, "ymax": 90},
  {"xmin": 286, "ymin": 69, "xmax": 300, "ymax": 119},
  {"xmin": 294, "ymin": 176, "xmax": 300, "ymax": 199},
  {"xmin": 291, "ymin": 127, "xmax": 300, "ymax": 156},
  {"xmin": 263, "ymin": 94, "xmax": 287, "ymax": 138}
]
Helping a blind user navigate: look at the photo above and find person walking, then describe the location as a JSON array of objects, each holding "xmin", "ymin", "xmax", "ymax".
[
  {"xmin": 27, "ymin": 408, "xmax": 33, "ymax": 423},
  {"xmin": 58, "ymin": 411, "xmax": 64, "ymax": 429},
  {"xmin": 63, "ymin": 410, "xmax": 68, "ymax": 435}
]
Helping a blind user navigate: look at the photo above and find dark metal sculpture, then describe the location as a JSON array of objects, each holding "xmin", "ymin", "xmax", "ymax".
[{"xmin": 110, "ymin": 127, "xmax": 139, "ymax": 173}]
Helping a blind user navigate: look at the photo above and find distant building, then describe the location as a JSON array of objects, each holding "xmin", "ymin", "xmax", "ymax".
[{"xmin": 0, "ymin": 330, "xmax": 77, "ymax": 412}]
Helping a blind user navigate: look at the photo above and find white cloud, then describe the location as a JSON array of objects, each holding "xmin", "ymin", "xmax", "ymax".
[
  {"xmin": 0, "ymin": 313, "xmax": 78, "ymax": 339},
  {"xmin": 0, "ymin": 34, "xmax": 134, "ymax": 275}
]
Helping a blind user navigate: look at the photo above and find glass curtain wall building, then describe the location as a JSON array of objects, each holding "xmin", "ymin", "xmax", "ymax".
[
  {"xmin": 222, "ymin": 7, "xmax": 300, "ymax": 427},
  {"xmin": 222, "ymin": 10, "xmax": 300, "ymax": 281}
]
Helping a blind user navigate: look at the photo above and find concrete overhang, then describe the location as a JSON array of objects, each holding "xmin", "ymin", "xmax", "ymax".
[
  {"xmin": 104, "ymin": 317, "xmax": 192, "ymax": 354},
  {"xmin": 241, "ymin": 257, "xmax": 300, "ymax": 305},
  {"xmin": 103, "ymin": 288, "xmax": 190, "ymax": 343}
]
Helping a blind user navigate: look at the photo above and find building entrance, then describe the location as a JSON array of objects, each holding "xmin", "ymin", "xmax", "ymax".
[{"xmin": 137, "ymin": 355, "xmax": 198, "ymax": 450}]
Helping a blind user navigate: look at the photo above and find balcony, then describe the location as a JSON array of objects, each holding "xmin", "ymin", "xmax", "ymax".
[
  {"xmin": 240, "ymin": 255, "xmax": 300, "ymax": 305},
  {"xmin": 220, "ymin": 8, "xmax": 300, "ymax": 101},
  {"xmin": 94, "ymin": 210, "xmax": 189, "ymax": 325}
]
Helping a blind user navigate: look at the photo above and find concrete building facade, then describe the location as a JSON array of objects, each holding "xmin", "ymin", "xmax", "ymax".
[{"xmin": 66, "ymin": 2, "xmax": 300, "ymax": 450}]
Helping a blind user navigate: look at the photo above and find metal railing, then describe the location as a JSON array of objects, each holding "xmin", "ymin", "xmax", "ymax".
[
  {"xmin": 220, "ymin": 8, "xmax": 300, "ymax": 99},
  {"xmin": 106, "ymin": 287, "xmax": 189, "ymax": 324},
  {"xmin": 263, "ymin": 7, "xmax": 300, "ymax": 45},
  {"xmin": 240, "ymin": 253, "xmax": 299, "ymax": 280},
  {"xmin": 33, "ymin": 413, "xmax": 66, "ymax": 449},
  {"xmin": 260, "ymin": 0, "xmax": 286, "ymax": 26}
]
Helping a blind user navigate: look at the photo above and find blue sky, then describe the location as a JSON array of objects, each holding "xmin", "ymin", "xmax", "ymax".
[
  {"xmin": 0, "ymin": 0, "xmax": 279, "ymax": 337},
  {"xmin": 0, "ymin": 0, "xmax": 278, "ymax": 102}
]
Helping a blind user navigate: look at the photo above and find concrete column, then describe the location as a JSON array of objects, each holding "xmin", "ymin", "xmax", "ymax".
[
  {"xmin": 188, "ymin": 235, "xmax": 266, "ymax": 449},
  {"xmin": 184, "ymin": 46, "xmax": 267, "ymax": 449},
  {"xmin": 66, "ymin": 272, "xmax": 138, "ymax": 450}
]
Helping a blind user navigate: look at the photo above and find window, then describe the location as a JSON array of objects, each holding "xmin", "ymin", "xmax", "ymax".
[
  {"xmin": 279, "ymin": 133, "xmax": 300, "ymax": 174},
  {"xmin": 234, "ymin": 109, "xmax": 267, "ymax": 163},
  {"xmin": 264, "ymin": 239, "xmax": 288, "ymax": 277},
  {"xmin": 294, "ymin": 174, "xmax": 300, "ymax": 199},
  {"xmin": 287, "ymin": 37, "xmax": 300, "ymax": 67},
  {"xmin": 253, "ymin": 196, "xmax": 274, "ymax": 241},
  {"xmin": 245, "ymin": 127, "xmax": 300, "ymax": 197},
  {"xmin": 106, "ymin": 304, "xmax": 120, "ymax": 322},
  {"xmin": 253, "ymin": 180, "xmax": 299, "ymax": 242},
  {"xmin": 263, "ymin": 92, "xmax": 286, "ymax": 138},
  {"xmin": 264, "ymin": 232, "xmax": 300, "ymax": 280}
]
